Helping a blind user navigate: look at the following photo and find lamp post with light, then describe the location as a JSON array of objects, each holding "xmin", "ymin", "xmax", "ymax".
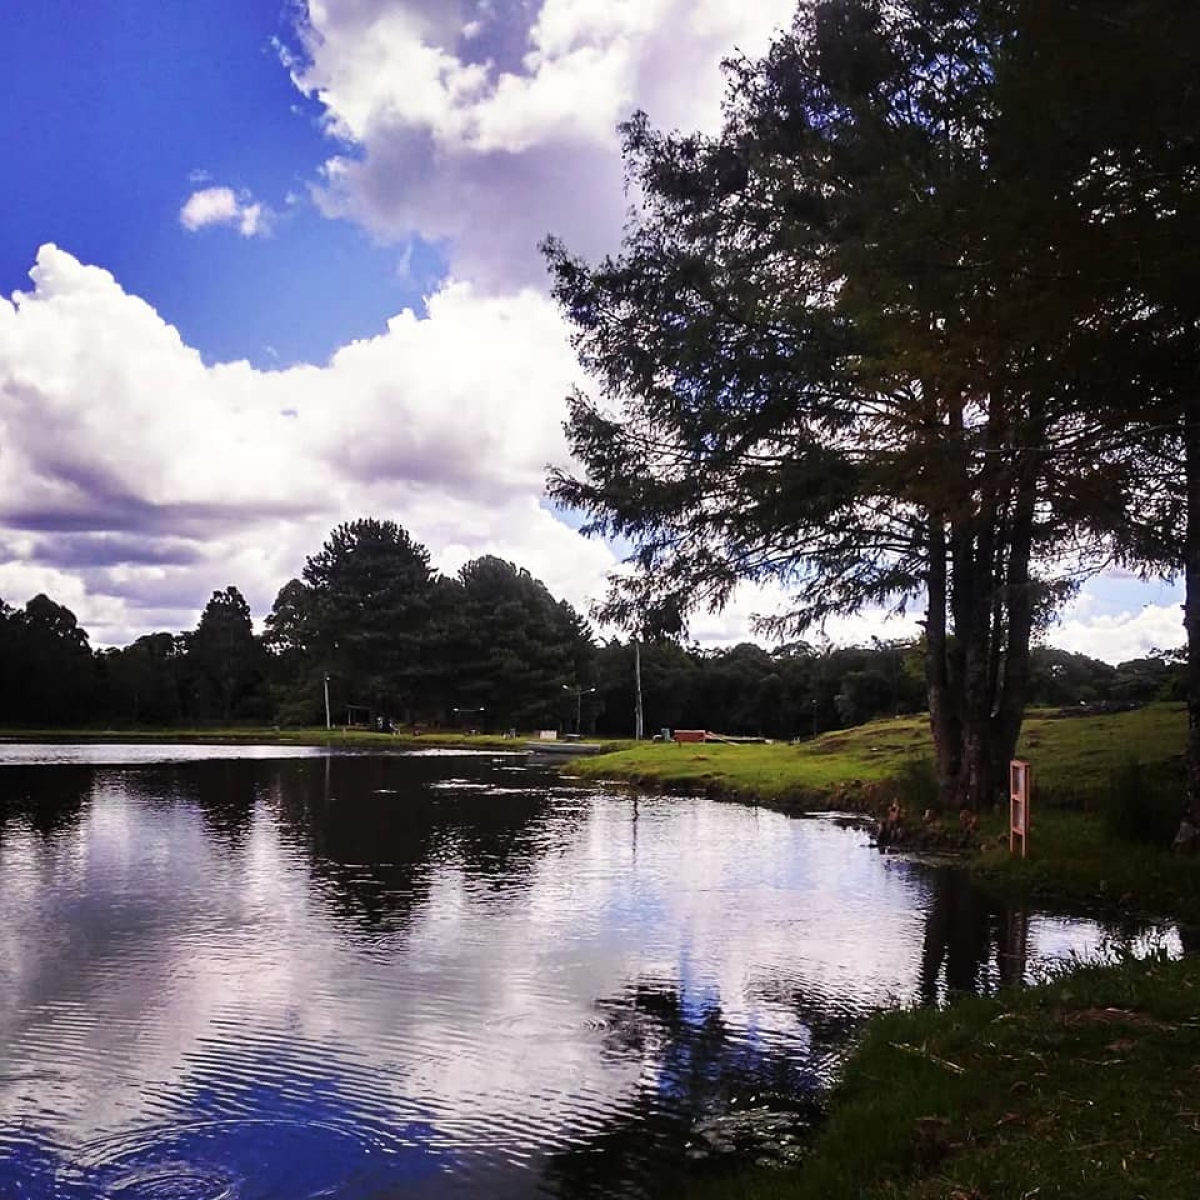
[
  {"xmin": 562, "ymin": 684, "xmax": 596, "ymax": 736},
  {"xmin": 452, "ymin": 706, "xmax": 486, "ymax": 733}
]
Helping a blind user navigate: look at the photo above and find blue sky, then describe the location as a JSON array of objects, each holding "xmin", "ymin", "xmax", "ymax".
[
  {"xmin": 0, "ymin": 0, "xmax": 1184, "ymax": 659},
  {"xmin": 1, "ymin": 0, "xmax": 447, "ymax": 367}
]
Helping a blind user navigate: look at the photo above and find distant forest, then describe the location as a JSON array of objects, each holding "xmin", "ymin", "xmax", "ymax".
[{"xmin": 0, "ymin": 519, "xmax": 1183, "ymax": 737}]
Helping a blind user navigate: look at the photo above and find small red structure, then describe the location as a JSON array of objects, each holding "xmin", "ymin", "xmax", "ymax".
[
  {"xmin": 673, "ymin": 729, "xmax": 708, "ymax": 744},
  {"xmin": 1010, "ymin": 759, "xmax": 1031, "ymax": 858}
]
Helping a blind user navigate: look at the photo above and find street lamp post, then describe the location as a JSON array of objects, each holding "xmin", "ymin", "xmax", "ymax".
[
  {"xmin": 324, "ymin": 641, "xmax": 339, "ymax": 732},
  {"xmin": 452, "ymin": 706, "xmax": 486, "ymax": 732},
  {"xmin": 562, "ymin": 684, "xmax": 597, "ymax": 736}
]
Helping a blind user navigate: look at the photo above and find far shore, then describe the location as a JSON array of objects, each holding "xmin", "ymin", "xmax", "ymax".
[{"xmin": 0, "ymin": 727, "xmax": 632, "ymax": 752}]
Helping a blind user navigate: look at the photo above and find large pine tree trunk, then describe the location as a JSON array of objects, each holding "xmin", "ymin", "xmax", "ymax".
[
  {"xmin": 991, "ymin": 450, "xmax": 1039, "ymax": 787},
  {"xmin": 953, "ymin": 445, "xmax": 1001, "ymax": 812},
  {"xmin": 1176, "ymin": 397, "xmax": 1200, "ymax": 852},
  {"xmin": 926, "ymin": 513, "xmax": 962, "ymax": 808}
]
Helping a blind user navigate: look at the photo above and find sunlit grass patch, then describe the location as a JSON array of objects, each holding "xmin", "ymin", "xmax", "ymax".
[{"xmin": 575, "ymin": 704, "xmax": 1187, "ymax": 808}]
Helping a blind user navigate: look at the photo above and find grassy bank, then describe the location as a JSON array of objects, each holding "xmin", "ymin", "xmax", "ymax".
[
  {"xmin": 574, "ymin": 704, "xmax": 1186, "ymax": 802},
  {"xmin": 571, "ymin": 719, "xmax": 923, "ymax": 803},
  {"xmin": 694, "ymin": 952, "xmax": 1200, "ymax": 1200},
  {"xmin": 971, "ymin": 807, "xmax": 1200, "ymax": 924}
]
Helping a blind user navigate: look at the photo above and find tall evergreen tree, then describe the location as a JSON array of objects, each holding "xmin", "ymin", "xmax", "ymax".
[
  {"xmin": 301, "ymin": 519, "xmax": 435, "ymax": 719},
  {"xmin": 544, "ymin": 0, "xmax": 1158, "ymax": 808},
  {"xmin": 8, "ymin": 595, "xmax": 96, "ymax": 725},
  {"xmin": 103, "ymin": 632, "xmax": 187, "ymax": 725},
  {"xmin": 999, "ymin": 0, "xmax": 1198, "ymax": 842},
  {"xmin": 442, "ymin": 556, "xmax": 595, "ymax": 730},
  {"xmin": 264, "ymin": 578, "xmax": 324, "ymax": 724},
  {"xmin": 187, "ymin": 586, "xmax": 264, "ymax": 721}
]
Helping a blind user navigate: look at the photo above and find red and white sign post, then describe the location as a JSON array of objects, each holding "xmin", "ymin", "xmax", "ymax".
[{"xmin": 1010, "ymin": 759, "xmax": 1031, "ymax": 858}]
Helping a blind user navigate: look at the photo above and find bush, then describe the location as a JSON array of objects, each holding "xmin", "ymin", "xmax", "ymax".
[
  {"xmin": 888, "ymin": 755, "xmax": 941, "ymax": 813},
  {"xmin": 1101, "ymin": 758, "xmax": 1182, "ymax": 846}
]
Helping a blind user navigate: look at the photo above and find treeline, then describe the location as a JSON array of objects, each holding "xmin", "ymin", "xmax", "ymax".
[
  {"xmin": 594, "ymin": 641, "xmax": 1182, "ymax": 742},
  {"xmin": 0, "ymin": 518, "xmax": 1181, "ymax": 734}
]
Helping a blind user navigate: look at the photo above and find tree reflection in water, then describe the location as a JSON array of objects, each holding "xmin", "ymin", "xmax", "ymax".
[
  {"xmin": 545, "ymin": 977, "xmax": 821, "ymax": 1199},
  {"xmin": 918, "ymin": 865, "xmax": 1190, "ymax": 1003},
  {"xmin": 267, "ymin": 755, "xmax": 567, "ymax": 944},
  {"xmin": 920, "ymin": 865, "xmax": 1007, "ymax": 1002},
  {"xmin": 0, "ymin": 763, "xmax": 92, "ymax": 842}
]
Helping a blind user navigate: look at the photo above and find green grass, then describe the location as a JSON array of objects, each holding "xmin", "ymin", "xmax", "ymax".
[
  {"xmin": 688, "ymin": 952, "xmax": 1200, "ymax": 1200},
  {"xmin": 571, "ymin": 720, "xmax": 926, "ymax": 803},
  {"xmin": 574, "ymin": 704, "xmax": 1187, "ymax": 803},
  {"xmin": 1015, "ymin": 703, "xmax": 1187, "ymax": 805}
]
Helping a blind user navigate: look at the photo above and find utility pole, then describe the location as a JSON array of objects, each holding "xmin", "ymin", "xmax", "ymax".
[
  {"xmin": 634, "ymin": 637, "xmax": 644, "ymax": 740},
  {"xmin": 324, "ymin": 673, "xmax": 331, "ymax": 730}
]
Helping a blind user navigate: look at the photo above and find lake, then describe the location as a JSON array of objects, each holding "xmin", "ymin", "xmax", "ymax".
[{"xmin": 0, "ymin": 745, "xmax": 1178, "ymax": 1198}]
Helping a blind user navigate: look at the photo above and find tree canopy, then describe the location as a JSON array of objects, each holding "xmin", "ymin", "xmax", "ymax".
[
  {"xmin": 544, "ymin": 0, "xmax": 1195, "ymax": 810},
  {"xmin": 187, "ymin": 586, "xmax": 265, "ymax": 722}
]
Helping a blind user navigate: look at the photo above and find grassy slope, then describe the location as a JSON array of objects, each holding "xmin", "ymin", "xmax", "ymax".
[
  {"xmin": 574, "ymin": 704, "xmax": 1187, "ymax": 800},
  {"xmin": 694, "ymin": 953, "xmax": 1200, "ymax": 1200},
  {"xmin": 573, "ymin": 719, "xmax": 925, "ymax": 799},
  {"xmin": 1016, "ymin": 703, "xmax": 1186, "ymax": 801}
]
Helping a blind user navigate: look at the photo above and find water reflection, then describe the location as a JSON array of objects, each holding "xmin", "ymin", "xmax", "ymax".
[
  {"xmin": 266, "ymin": 756, "xmax": 570, "ymax": 941},
  {"xmin": 0, "ymin": 763, "xmax": 91, "ymax": 841},
  {"xmin": 546, "ymin": 977, "xmax": 817, "ymax": 1200},
  {"xmin": 0, "ymin": 748, "xmax": 1182, "ymax": 1198},
  {"xmin": 919, "ymin": 865, "xmax": 1004, "ymax": 1002}
]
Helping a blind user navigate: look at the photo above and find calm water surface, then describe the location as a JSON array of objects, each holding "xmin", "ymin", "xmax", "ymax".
[{"xmin": 0, "ymin": 746, "xmax": 1178, "ymax": 1198}]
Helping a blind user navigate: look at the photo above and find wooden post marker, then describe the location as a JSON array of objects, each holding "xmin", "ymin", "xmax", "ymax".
[{"xmin": 1010, "ymin": 759, "xmax": 1031, "ymax": 858}]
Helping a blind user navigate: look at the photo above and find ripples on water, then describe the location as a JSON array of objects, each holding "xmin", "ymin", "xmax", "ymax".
[{"xmin": 0, "ymin": 745, "xmax": 1180, "ymax": 1198}]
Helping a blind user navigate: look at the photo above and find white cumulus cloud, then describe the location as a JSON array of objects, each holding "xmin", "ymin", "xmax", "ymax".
[
  {"xmin": 0, "ymin": 245, "xmax": 614, "ymax": 644},
  {"xmin": 180, "ymin": 186, "xmax": 272, "ymax": 237},
  {"xmin": 287, "ymin": 0, "xmax": 798, "ymax": 287},
  {"xmin": 1053, "ymin": 601, "xmax": 1184, "ymax": 665}
]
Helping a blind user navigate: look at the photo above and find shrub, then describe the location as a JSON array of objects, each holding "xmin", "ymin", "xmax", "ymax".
[
  {"xmin": 1101, "ymin": 758, "xmax": 1182, "ymax": 846},
  {"xmin": 888, "ymin": 755, "xmax": 941, "ymax": 813}
]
